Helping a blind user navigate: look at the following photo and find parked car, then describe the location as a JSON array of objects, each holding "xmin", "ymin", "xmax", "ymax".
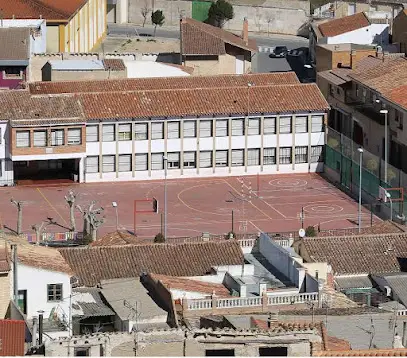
[{"xmin": 269, "ymin": 46, "xmax": 288, "ymax": 58}]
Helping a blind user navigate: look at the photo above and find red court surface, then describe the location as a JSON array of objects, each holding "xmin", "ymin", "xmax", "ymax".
[{"xmin": 0, "ymin": 173, "xmax": 381, "ymax": 238}]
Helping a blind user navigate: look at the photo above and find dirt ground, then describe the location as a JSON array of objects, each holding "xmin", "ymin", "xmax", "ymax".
[{"xmin": 98, "ymin": 36, "xmax": 180, "ymax": 53}]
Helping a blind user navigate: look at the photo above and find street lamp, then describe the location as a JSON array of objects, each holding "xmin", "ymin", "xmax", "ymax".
[
  {"xmin": 163, "ymin": 156, "xmax": 168, "ymax": 240},
  {"xmin": 386, "ymin": 191, "xmax": 393, "ymax": 221},
  {"xmin": 380, "ymin": 108, "xmax": 389, "ymax": 183},
  {"xmin": 358, "ymin": 147, "xmax": 364, "ymax": 233},
  {"xmin": 112, "ymin": 202, "xmax": 118, "ymax": 231}
]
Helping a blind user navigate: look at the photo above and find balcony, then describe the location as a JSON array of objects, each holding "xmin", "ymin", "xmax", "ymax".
[{"xmin": 345, "ymin": 95, "xmax": 386, "ymax": 126}]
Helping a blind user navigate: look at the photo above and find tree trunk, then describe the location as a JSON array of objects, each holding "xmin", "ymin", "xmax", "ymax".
[
  {"xmin": 91, "ymin": 228, "xmax": 97, "ymax": 242},
  {"xmin": 69, "ymin": 204, "xmax": 76, "ymax": 232},
  {"xmin": 154, "ymin": 24, "xmax": 157, "ymax": 36},
  {"xmin": 17, "ymin": 206, "xmax": 22, "ymax": 235},
  {"xmin": 83, "ymin": 217, "xmax": 89, "ymax": 237},
  {"xmin": 143, "ymin": 17, "xmax": 146, "ymax": 27}
]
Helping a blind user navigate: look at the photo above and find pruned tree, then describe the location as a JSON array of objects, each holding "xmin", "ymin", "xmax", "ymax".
[
  {"xmin": 141, "ymin": 0, "xmax": 151, "ymax": 27},
  {"xmin": 266, "ymin": 14, "xmax": 273, "ymax": 36},
  {"xmin": 205, "ymin": 0, "xmax": 234, "ymax": 28},
  {"xmin": 11, "ymin": 198, "xmax": 24, "ymax": 235},
  {"xmin": 76, "ymin": 201, "xmax": 105, "ymax": 243},
  {"xmin": 32, "ymin": 221, "xmax": 47, "ymax": 245},
  {"xmin": 151, "ymin": 10, "xmax": 165, "ymax": 36},
  {"xmin": 65, "ymin": 190, "xmax": 77, "ymax": 232},
  {"xmin": 154, "ymin": 232, "xmax": 165, "ymax": 243}
]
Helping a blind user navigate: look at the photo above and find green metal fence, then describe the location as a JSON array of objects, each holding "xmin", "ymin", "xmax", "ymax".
[{"xmin": 192, "ymin": 1, "xmax": 212, "ymax": 22}]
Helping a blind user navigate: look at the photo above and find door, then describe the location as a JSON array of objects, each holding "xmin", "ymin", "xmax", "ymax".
[{"xmin": 235, "ymin": 55, "xmax": 245, "ymax": 74}]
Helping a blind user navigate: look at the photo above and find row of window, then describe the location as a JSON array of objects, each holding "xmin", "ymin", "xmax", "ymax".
[
  {"xmin": 86, "ymin": 146, "xmax": 324, "ymax": 173},
  {"xmin": 16, "ymin": 129, "xmax": 81, "ymax": 148},
  {"xmin": 86, "ymin": 115, "xmax": 324, "ymax": 142}
]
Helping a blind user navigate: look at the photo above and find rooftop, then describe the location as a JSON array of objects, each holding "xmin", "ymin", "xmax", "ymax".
[
  {"xmin": 71, "ymin": 287, "xmax": 115, "ymax": 318},
  {"xmin": 0, "ymin": 248, "xmax": 10, "ymax": 273},
  {"xmin": 317, "ymin": 43, "xmax": 376, "ymax": 52},
  {"xmin": 314, "ymin": 348, "xmax": 407, "ymax": 356},
  {"xmin": 318, "ymin": 12, "xmax": 371, "ymax": 37},
  {"xmin": 48, "ymin": 59, "xmax": 126, "ymax": 72},
  {"xmin": 0, "ymin": 27, "xmax": 30, "ymax": 62},
  {"xmin": 59, "ymin": 241, "xmax": 244, "ymax": 287},
  {"xmin": 371, "ymin": 272, "xmax": 407, "ymax": 307},
  {"xmin": 90, "ymin": 231, "xmax": 145, "ymax": 247}
]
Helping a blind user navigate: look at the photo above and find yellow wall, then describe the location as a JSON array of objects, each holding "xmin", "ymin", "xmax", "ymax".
[{"xmin": 46, "ymin": 25, "xmax": 60, "ymax": 52}]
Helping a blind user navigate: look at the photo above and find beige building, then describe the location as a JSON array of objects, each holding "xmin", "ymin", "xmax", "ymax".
[
  {"xmin": 0, "ymin": 248, "xmax": 10, "ymax": 319},
  {"xmin": 393, "ymin": 10, "xmax": 407, "ymax": 53},
  {"xmin": 180, "ymin": 17, "xmax": 257, "ymax": 76}
]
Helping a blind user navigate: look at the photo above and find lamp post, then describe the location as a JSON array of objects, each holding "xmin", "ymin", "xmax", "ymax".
[
  {"xmin": 112, "ymin": 201, "xmax": 118, "ymax": 231},
  {"xmin": 358, "ymin": 147, "xmax": 364, "ymax": 233},
  {"xmin": 380, "ymin": 108, "xmax": 389, "ymax": 183},
  {"xmin": 163, "ymin": 156, "xmax": 168, "ymax": 240},
  {"xmin": 386, "ymin": 191, "xmax": 393, "ymax": 221}
]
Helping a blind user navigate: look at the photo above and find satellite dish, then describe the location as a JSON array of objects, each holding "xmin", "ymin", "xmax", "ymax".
[{"xmin": 299, "ymin": 228, "xmax": 306, "ymax": 238}]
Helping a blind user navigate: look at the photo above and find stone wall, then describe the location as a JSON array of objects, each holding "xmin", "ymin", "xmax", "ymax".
[{"xmin": 128, "ymin": 0, "xmax": 310, "ymax": 35}]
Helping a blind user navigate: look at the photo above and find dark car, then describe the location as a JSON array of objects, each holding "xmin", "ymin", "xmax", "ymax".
[{"xmin": 269, "ymin": 46, "xmax": 288, "ymax": 58}]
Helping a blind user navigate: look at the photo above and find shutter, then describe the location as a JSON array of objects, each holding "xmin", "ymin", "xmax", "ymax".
[
  {"xmin": 247, "ymin": 149, "xmax": 260, "ymax": 166},
  {"xmin": 102, "ymin": 124, "xmax": 115, "ymax": 141},
  {"xmin": 312, "ymin": 115, "xmax": 324, "ymax": 132},
  {"xmin": 86, "ymin": 156, "xmax": 99, "ymax": 173},
  {"xmin": 248, "ymin": 118, "xmax": 260, "ymax": 135},
  {"xmin": 135, "ymin": 153, "xmax": 148, "ymax": 171},
  {"xmin": 118, "ymin": 124, "xmax": 131, "ymax": 141},
  {"xmin": 119, "ymin": 154, "xmax": 131, "ymax": 172},
  {"xmin": 216, "ymin": 120, "xmax": 228, "ymax": 136},
  {"xmin": 263, "ymin": 148, "xmax": 276, "ymax": 165},
  {"xmin": 168, "ymin": 122, "xmax": 180, "ymax": 139},
  {"xmin": 200, "ymin": 151, "xmax": 212, "ymax": 168},
  {"xmin": 232, "ymin": 119, "xmax": 244, "ymax": 136},
  {"xmin": 33, "ymin": 131, "xmax": 46, "ymax": 147},
  {"xmin": 216, "ymin": 150, "xmax": 228, "ymax": 166},
  {"xmin": 135, "ymin": 123, "xmax": 148, "ymax": 140},
  {"xmin": 264, "ymin": 117, "xmax": 276, "ymax": 134},
  {"xmin": 68, "ymin": 128, "xmax": 81, "ymax": 144},
  {"xmin": 151, "ymin": 122, "xmax": 164, "ymax": 139},
  {"xmin": 295, "ymin": 116, "xmax": 307, "ymax": 133},
  {"xmin": 280, "ymin": 117, "xmax": 292, "ymax": 134},
  {"xmin": 200, "ymin": 120, "xmax": 212, "ymax": 137},
  {"xmin": 102, "ymin": 155, "xmax": 115, "ymax": 172},
  {"xmin": 86, "ymin": 125, "xmax": 98, "ymax": 142},
  {"xmin": 231, "ymin": 150, "xmax": 244, "ymax": 166},
  {"xmin": 183, "ymin": 121, "xmax": 196, "ymax": 137},
  {"xmin": 151, "ymin": 153, "xmax": 163, "ymax": 170}
]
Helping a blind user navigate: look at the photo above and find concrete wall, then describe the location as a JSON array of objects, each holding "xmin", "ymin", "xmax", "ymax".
[
  {"xmin": 46, "ymin": 69, "xmax": 126, "ymax": 82},
  {"xmin": 128, "ymin": 0, "xmax": 310, "ymax": 35},
  {"xmin": 327, "ymin": 24, "xmax": 389, "ymax": 46},
  {"xmin": 0, "ymin": 272, "xmax": 10, "ymax": 318}
]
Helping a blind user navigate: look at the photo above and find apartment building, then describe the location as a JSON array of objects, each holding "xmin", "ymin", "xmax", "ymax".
[{"xmin": 0, "ymin": 73, "xmax": 329, "ymax": 184}]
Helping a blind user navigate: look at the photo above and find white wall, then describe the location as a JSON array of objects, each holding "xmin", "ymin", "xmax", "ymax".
[
  {"xmin": 125, "ymin": 61, "xmax": 190, "ymax": 78},
  {"xmin": 327, "ymin": 24, "xmax": 389, "ymax": 45},
  {"xmin": 170, "ymin": 289, "xmax": 210, "ymax": 300}
]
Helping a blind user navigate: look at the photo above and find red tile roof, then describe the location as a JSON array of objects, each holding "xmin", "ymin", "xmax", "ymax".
[
  {"xmin": 59, "ymin": 241, "xmax": 244, "ymax": 287},
  {"xmin": 90, "ymin": 231, "xmax": 150, "ymax": 247},
  {"xmin": 180, "ymin": 17, "xmax": 257, "ymax": 55},
  {"xmin": 150, "ymin": 273, "xmax": 231, "ymax": 297},
  {"xmin": 0, "ymin": 320, "xmax": 25, "ymax": 356},
  {"xmin": 317, "ymin": 220, "xmax": 406, "ymax": 237},
  {"xmin": 318, "ymin": 12, "xmax": 371, "ymax": 37},
  {"xmin": 0, "ymin": 28, "xmax": 30, "ymax": 61},
  {"xmin": 29, "ymin": 72, "xmax": 300, "ymax": 95},
  {"xmin": 314, "ymin": 348, "xmax": 407, "ymax": 356},
  {"xmin": 102, "ymin": 59, "xmax": 126, "ymax": 72}
]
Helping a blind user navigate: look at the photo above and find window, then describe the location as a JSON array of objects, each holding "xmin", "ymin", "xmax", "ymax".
[
  {"xmin": 167, "ymin": 122, "xmax": 180, "ymax": 139},
  {"xmin": 279, "ymin": 147, "xmax": 292, "ymax": 164},
  {"xmin": 206, "ymin": 349, "xmax": 235, "ymax": 356},
  {"xmin": 295, "ymin": 146, "xmax": 308, "ymax": 163},
  {"xmin": 264, "ymin": 117, "xmax": 276, "ymax": 134},
  {"xmin": 167, "ymin": 152, "xmax": 180, "ymax": 169},
  {"xmin": 151, "ymin": 153, "xmax": 164, "ymax": 170},
  {"xmin": 369, "ymin": 4, "xmax": 378, "ymax": 11},
  {"xmin": 86, "ymin": 156, "xmax": 99, "ymax": 173},
  {"xmin": 216, "ymin": 150, "xmax": 228, "ymax": 167},
  {"xmin": 311, "ymin": 146, "xmax": 324, "ymax": 162},
  {"xmin": 183, "ymin": 121, "xmax": 196, "ymax": 138},
  {"xmin": 16, "ymin": 131, "xmax": 30, "ymax": 148},
  {"xmin": 68, "ymin": 128, "xmax": 81, "ymax": 145},
  {"xmin": 118, "ymin": 154, "xmax": 131, "ymax": 172},
  {"xmin": 74, "ymin": 347, "xmax": 90, "ymax": 357},
  {"xmin": 47, "ymin": 283, "xmax": 62, "ymax": 302},
  {"xmin": 231, "ymin": 149, "xmax": 244, "ymax": 166},
  {"xmin": 232, "ymin": 118, "xmax": 244, "ymax": 136},
  {"xmin": 151, "ymin": 122, "xmax": 164, "ymax": 139},
  {"xmin": 17, "ymin": 290, "xmax": 27, "ymax": 315},
  {"xmin": 348, "ymin": 2, "xmax": 356, "ymax": 15},
  {"xmin": 183, "ymin": 151, "xmax": 196, "ymax": 168},
  {"xmin": 51, "ymin": 129, "xmax": 64, "ymax": 146},
  {"xmin": 216, "ymin": 119, "xmax": 228, "ymax": 137},
  {"xmin": 311, "ymin": 115, "xmax": 324, "ymax": 132},
  {"xmin": 33, "ymin": 130, "xmax": 46, "ymax": 147},
  {"xmin": 86, "ymin": 125, "xmax": 98, "ymax": 142},
  {"xmin": 135, "ymin": 153, "xmax": 148, "ymax": 171},
  {"xmin": 248, "ymin": 118, "xmax": 260, "ymax": 135},
  {"xmin": 259, "ymin": 347, "xmax": 288, "ymax": 356},
  {"xmin": 134, "ymin": 123, "xmax": 148, "ymax": 140},
  {"xmin": 102, "ymin": 155, "xmax": 115, "ymax": 172},
  {"xmin": 200, "ymin": 151, "xmax": 212, "ymax": 168},
  {"xmin": 263, "ymin": 148, "xmax": 276, "ymax": 165},
  {"xmin": 3, "ymin": 68, "xmax": 23, "ymax": 79},
  {"xmin": 118, "ymin": 124, "xmax": 131, "ymax": 141},
  {"xmin": 247, "ymin": 148, "xmax": 260, "ymax": 166},
  {"xmin": 102, "ymin": 124, "xmax": 115, "ymax": 142},
  {"xmin": 280, "ymin": 116, "xmax": 292, "ymax": 133},
  {"xmin": 295, "ymin": 116, "xmax": 308, "ymax": 133},
  {"xmin": 200, "ymin": 120, "xmax": 212, "ymax": 137}
]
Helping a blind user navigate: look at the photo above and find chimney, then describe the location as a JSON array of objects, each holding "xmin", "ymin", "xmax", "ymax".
[
  {"xmin": 38, "ymin": 311, "xmax": 44, "ymax": 346},
  {"xmin": 242, "ymin": 17, "xmax": 248, "ymax": 45}
]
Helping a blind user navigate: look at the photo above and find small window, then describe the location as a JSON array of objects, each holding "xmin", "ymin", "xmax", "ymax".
[
  {"xmin": 118, "ymin": 124, "xmax": 131, "ymax": 141},
  {"xmin": 16, "ymin": 131, "xmax": 30, "ymax": 148},
  {"xmin": 206, "ymin": 349, "xmax": 234, "ymax": 356},
  {"xmin": 74, "ymin": 347, "xmax": 90, "ymax": 357},
  {"xmin": 248, "ymin": 118, "xmax": 260, "ymax": 135},
  {"xmin": 3, "ymin": 68, "xmax": 23, "ymax": 79},
  {"xmin": 167, "ymin": 152, "xmax": 180, "ymax": 169},
  {"xmin": 135, "ymin": 153, "xmax": 148, "ymax": 171},
  {"xmin": 216, "ymin": 119, "xmax": 228, "ymax": 137},
  {"xmin": 295, "ymin": 146, "xmax": 308, "ymax": 164},
  {"xmin": 247, "ymin": 148, "xmax": 260, "ymax": 166},
  {"xmin": 231, "ymin": 149, "xmax": 244, "ymax": 166},
  {"xmin": 86, "ymin": 125, "xmax": 99, "ymax": 142},
  {"xmin": 280, "ymin": 116, "xmax": 292, "ymax": 134},
  {"xmin": 151, "ymin": 152, "xmax": 164, "ymax": 170},
  {"xmin": 200, "ymin": 120, "xmax": 212, "ymax": 137},
  {"xmin": 200, "ymin": 151, "xmax": 212, "ymax": 168},
  {"xmin": 311, "ymin": 115, "xmax": 324, "ymax": 132},
  {"xmin": 167, "ymin": 122, "xmax": 180, "ymax": 139},
  {"xmin": 215, "ymin": 150, "xmax": 228, "ymax": 167},
  {"xmin": 102, "ymin": 155, "xmax": 115, "ymax": 172},
  {"xmin": 348, "ymin": 2, "xmax": 356, "ymax": 15},
  {"xmin": 51, "ymin": 129, "xmax": 64, "ymax": 146},
  {"xmin": 102, "ymin": 124, "xmax": 115, "ymax": 142},
  {"xmin": 17, "ymin": 290, "xmax": 27, "ymax": 315},
  {"xmin": 264, "ymin": 117, "xmax": 276, "ymax": 134},
  {"xmin": 33, "ymin": 130, "xmax": 47, "ymax": 147},
  {"xmin": 279, "ymin": 147, "xmax": 292, "ymax": 164},
  {"xmin": 264, "ymin": 147, "xmax": 276, "ymax": 165},
  {"xmin": 232, "ymin": 118, "xmax": 244, "ymax": 136},
  {"xmin": 183, "ymin": 151, "xmax": 196, "ymax": 168},
  {"xmin": 135, "ymin": 123, "xmax": 148, "ymax": 140},
  {"xmin": 47, "ymin": 283, "xmax": 62, "ymax": 302},
  {"xmin": 86, "ymin": 156, "xmax": 99, "ymax": 173},
  {"xmin": 118, "ymin": 154, "xmax": 131, "ymax": 172},
  {"xmin": 259, "ymin": 347, "xmax": 288, "ymax": 356},
  {"xmin": 183, "ymin": 121, "xmax": 196, "ymax": 138},
  {"xmin": 151, "ymin": 122, "xmax": 164, "ymax": 140},
  {"xmin": 311, "ymin": 145, "xmax": 324, "ymax": 162},
  {"xmin": 68, "ymin": 128, "xmax": 81, "ymax": 145},
  {"xmin": 295, "ymin": 116, "xmax": 308, "ymax": 133}
]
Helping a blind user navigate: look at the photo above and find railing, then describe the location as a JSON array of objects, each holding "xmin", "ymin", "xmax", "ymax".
[
  {"xmin": 398, "ymin": 309, "xmax": 407, "ymax": 316},
  {"xmin": 268, "ymin": 292, "xmax": 318, "ymax": 305},
  {"xmin": 217, "ymin": 296, "xmax": 262, "ymax": 308},
  {"xmin": 238, "ymin": 238, "xmax": 257, "ymax": 248},
  {"xmin": 23, "ymin": 231, "xmax": 83, "ymax": 243}
]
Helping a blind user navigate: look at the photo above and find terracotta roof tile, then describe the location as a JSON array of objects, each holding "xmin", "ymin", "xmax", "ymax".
[
  {"xmin": 59, "ymin": 241, "xmax": 244, "ymax": 287},
  {"xmin": 181, "ymin": 17, "xmax": 256, "ymax": 55},
  {"xmin": 29, "ymin": 73, "xmax": 300, "ymax": 95},
  {"xmin": 0, "ymin": 28, "xmax": 30, "ymax": 61},
  {"xmin": 314, "ymin": 348, "xmax": 407, "ymax": 356},
  {"xmin": 318, "ymin": 220, "xmax": 406, "ymax": 237},
  {"xmin": 90, "ymin": 231, "xmax": 151, "ymax": 247},
  {"xmin": 318, "ymin": 12, "xmax": 370, "ymax": 37},
  {"xmin": 150, "ymin": 273, "xmax": 231, "ymax": 297},
  {"xmin": 102, "ymin": 59, "xmax": 126, "ymax": 72}
]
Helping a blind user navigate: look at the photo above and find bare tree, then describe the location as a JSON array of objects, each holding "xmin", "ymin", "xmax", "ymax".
[
  {"xmin": 31, "ymin": 221, "xmax": 47, "ymax": 245},
  {"xmin": 65, "ymin": 190, "xmax": 77, "ymax": 232},
  {"xmin": 11, "ymin": 198, "xmax": 23, "ymax": 235},
  {"xmin": 266, "ymin": 14, "xmax": 273, "ymax": 36},
  {"xmin": 141, "ymin": 0, "xmax": 151, "ymax": 27},
  {"xmin": 76, "ymin": 201, "xmax": 105, "ymax": 242}
]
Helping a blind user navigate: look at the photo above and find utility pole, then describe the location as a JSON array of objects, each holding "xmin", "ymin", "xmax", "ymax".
[
  {"xmin": 11, "ymin": 199, "xmax": 23, "ymax": 235},
  {"xmin": 64, "ymin": 190, "xmax": 77, "ymax": 232}
]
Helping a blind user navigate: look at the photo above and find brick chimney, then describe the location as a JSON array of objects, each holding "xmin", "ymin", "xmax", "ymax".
[{"xmin": 242, "ymin": 17, "xmax": 249, "ymax": 45}]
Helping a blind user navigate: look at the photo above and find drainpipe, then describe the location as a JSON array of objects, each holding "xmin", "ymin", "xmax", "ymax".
[{"xmin": 11, "ymin": 244, "xmax": 18, "ymax": 305}]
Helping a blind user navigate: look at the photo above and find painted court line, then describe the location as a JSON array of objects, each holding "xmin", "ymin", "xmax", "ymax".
[{"xmin": 36, "ymin": 187, "xmax": 68, "ymax": 226}]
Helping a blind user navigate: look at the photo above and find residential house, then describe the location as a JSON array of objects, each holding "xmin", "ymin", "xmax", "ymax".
[
  {"xmin": 180, "ymin": 17, "xmax": 257, "ymax": 76},
  {"xmin": 0, "ymin": 72, "xmax": 328, "ymax": 184},
  {"xmin": 1, "ymin": 0, "xmax": 107, "ymax": 53},
  {"xmin": 393, "ymin": 10, "xmax": 407, "ymax": 54},
  {"xmin": 310, "ymin": 12, "xmax": 389, "ymax": 65}
]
